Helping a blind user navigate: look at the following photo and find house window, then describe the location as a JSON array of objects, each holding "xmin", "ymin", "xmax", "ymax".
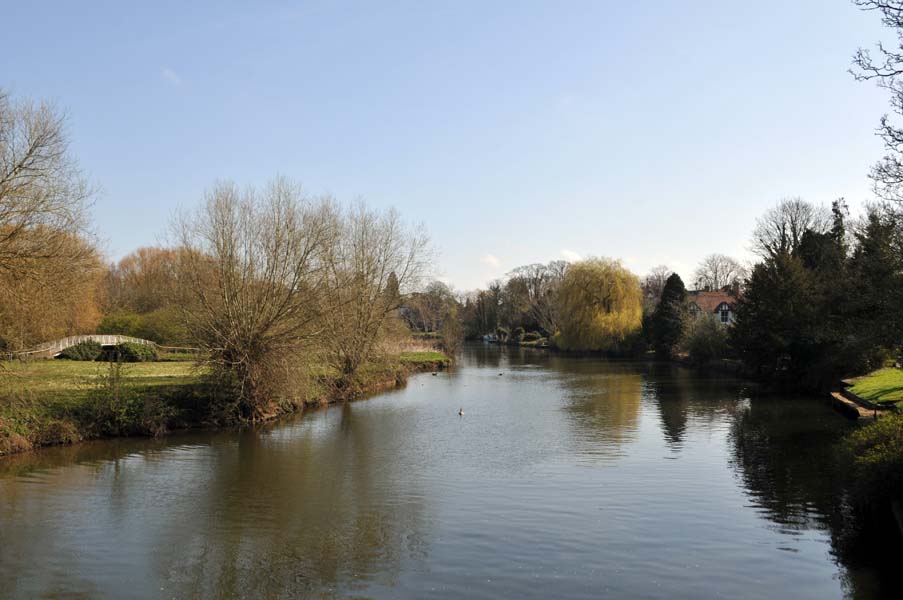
[{"xmin": 720, "ymin": 308, "xmax": 730, "ymax": 323}]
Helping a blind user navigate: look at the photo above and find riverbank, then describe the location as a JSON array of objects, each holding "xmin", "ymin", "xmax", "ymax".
[
  {"xmin": 844, "ymin": 368, "xmax": 903, "ymax": 411},
  {"xmin": 0, "ymin": 350, "xmax": 449, "ymax": 457}
]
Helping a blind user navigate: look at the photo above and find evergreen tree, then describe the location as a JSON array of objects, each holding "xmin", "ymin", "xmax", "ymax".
[
  {"xmin": 848, "ymin": 208, "xmax": 902, "ymax": 350},
  {"xmin": 384, "ymin": 271, "xmax": 401, "ymax": 309},
  {"xmin": 731, "ymin": 252, "xmax": 821, "ymax": 384},
  {"xmin": 651, "ymin": 273, "xmax": 687, "ymax": 358}
]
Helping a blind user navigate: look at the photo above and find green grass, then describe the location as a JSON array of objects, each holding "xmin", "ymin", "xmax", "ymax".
[
  {"xmin": 0, "ymin": 360, "xmax": 204, "ymax": 446},
  {"xmin": 397, "ymin": 350, "xmax": 450, "ymax": 365},
  {"xmin": 848, "ymin": 367, "xmax": 903, "ymax": 408},
  {"xmin": 1, "ymin": 359, "xmax": 201, "ymax": 398}
]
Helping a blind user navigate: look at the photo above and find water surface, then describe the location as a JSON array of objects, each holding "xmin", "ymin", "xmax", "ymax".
[{"xmin": 1, "ymin": 345, "xmax": 899, "ymax": 598}]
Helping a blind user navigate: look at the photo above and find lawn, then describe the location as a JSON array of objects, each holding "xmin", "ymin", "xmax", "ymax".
[
  {"xmin": 0, "ymin": 360, "xmax": 204, "ymax": 442},
  {"xmin": 847, "ymin": 367, "xmax": 903, "ymax": 407},
  {"xmin": 1, "ymin": 359, "xmax": 202, "ymax": 399}
]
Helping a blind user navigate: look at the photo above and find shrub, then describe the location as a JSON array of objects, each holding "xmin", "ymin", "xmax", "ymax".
[
  {"xmin": 82, "ymin": 361, "xmax": 142, "ymax": 435},
  {"xmin": 58, "ymin": 340, "xmax": 102, "ymax": 361},
  {"xmin": 97, "ymin": 311, "xmax": 143, "ymax": 337},
  {"xmin": 684, "ymin": 316, "xmax": 729, "ymax": 365},
  {"xmin": 136, "ymin": 306, "xmax": 189, "ymax": 345},
  {"xmin": 30, "ymin": 420, "xmax": 82, "ymax": 446},
  {"xmin": 523, "ymin": 331, "xmax": 542, "ymax": 342},
  {"xmin": 842, "ymin": 414, "xmax": 903, "ymax": 509},
  {"xmin": 101, "ymin": 342, "xmax": 158, "ymax": 363},
  {"xmin": 511, "ymin": 327, "xmax": 525, "ymax": 343},
  {"xmin": 0, "ymin": 430, "xmax": 31, "ymax": 455}
]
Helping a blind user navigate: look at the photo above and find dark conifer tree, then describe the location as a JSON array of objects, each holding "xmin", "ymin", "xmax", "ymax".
[{"xmin": 651, "ymin": 273, "xmax": 687, "ymax": 358}]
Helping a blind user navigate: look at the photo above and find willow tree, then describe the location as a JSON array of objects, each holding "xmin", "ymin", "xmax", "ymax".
[
  {"xmin": 553, "ymin": 258, "xmax": 643, "ymax": 351},
  {"xmin": 172, "ymin": 178, "xmax": 338, "ymax": 420}
]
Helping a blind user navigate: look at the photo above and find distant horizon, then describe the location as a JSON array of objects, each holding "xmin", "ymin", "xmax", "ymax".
[{"xmin": 1, "ymin": 0, "xmax": 893, "ymax": 290}]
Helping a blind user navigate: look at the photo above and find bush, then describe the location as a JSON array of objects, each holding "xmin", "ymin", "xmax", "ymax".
[
  {"xmin": 511, "ymin": 327, "xmax": 525, "ymax": 343},
  {"xmin": 97, "ymin": 311, "xmax": 142, "ymax": 338},
  {"xmin": 30, "ymin": 420, "xmax": 82, "ymax": 446},
  {"xmin": 101, "ymin": 342, "xmax": 158, "ymax": 363},
  {"xmin": 80, "ymin": 360, "xmax": 171, "ymax": 436},
  {"xmin": 81, "ymin": 361, "xmax": 143, "ymax": 436},
  {"xmin": 842, "ymin": 414, "xmax": 903, "ymax": 509},
  {"xmin": 136, "ymin": 306, "xmax": 189, "ymax": 345},
  {"xmin": 58, "ymin": 340, "xmax": 103, "ymax": 361},
  {"xmin": 684, "ymin": 317, "xmax": 729, "ymax": 365},
  {"xmin": 98, "ymin": 308, "xmax": 188, "ymax": 345}
]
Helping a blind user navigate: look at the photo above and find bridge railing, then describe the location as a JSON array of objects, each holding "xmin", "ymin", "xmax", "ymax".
[{"xmin": 5, "ymin": 334, "xmax": 158, "ymax": 359}]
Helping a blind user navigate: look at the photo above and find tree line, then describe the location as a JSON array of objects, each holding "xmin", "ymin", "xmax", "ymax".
[
  {"xmin": 0, "ymin": 88, "xmax": 430, "ymax": 422},
  {"xmin": 418, "ymin": 195, "xmax": 902, "ymax": 393}
]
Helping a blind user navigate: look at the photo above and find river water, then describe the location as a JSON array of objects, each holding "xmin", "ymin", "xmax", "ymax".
[{"xmin": 1, "ymin": 344, "xmax": 899, "ymax": 598}]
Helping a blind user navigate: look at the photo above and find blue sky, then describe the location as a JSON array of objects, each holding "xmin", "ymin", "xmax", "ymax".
[{"xmin": 0, "ymin": 0, "xmax": 892, "ymax": 289}]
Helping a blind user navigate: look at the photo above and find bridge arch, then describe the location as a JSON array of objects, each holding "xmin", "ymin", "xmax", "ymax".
[{"xmin": 9, "ymin": 335, "xmax": 157, "ymax": 359}]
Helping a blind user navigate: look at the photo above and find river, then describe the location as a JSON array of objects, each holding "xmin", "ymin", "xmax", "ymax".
[{"xmin": 0, "ymin": 344, "xmax": 899, "ymax": 598}]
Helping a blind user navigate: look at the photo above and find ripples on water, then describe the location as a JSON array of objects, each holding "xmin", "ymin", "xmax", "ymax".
[{"xmin": 0, "ymin": 344, "xmax": 900, "ymax": 598}]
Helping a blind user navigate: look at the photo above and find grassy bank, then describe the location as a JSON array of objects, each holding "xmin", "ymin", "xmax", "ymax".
[
  {"xmin": 847, "ymin": 368, "xmax": 903, "ymax": 410},
  {"xmin": 0, "ymin": 351, "xmax": 448, "ymax": 457}
]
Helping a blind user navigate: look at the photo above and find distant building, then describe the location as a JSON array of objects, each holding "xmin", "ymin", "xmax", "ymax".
[{"xmin": 687, "ymin": 287, "xmax": 739, "ymax": 325}]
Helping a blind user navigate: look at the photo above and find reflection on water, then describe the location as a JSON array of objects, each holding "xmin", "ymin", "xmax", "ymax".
[
  {"xmin": 1, "ymin": 405, "xmax": 430, "ymax": 598},
  {"xmin": 1, "ymin": 344, "xmax": 900, "ymax": 599}
]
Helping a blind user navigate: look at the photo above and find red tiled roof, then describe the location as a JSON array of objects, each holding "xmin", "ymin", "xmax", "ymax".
[{"xmin": 688, "ymin": 291, "xmax": 736, "ymax": 313}]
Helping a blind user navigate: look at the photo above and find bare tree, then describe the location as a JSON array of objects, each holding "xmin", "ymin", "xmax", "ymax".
[
  {"xmin": 402, "ymin": 280, "xmax": 456, "ymax": 333},
  {"xmin": 641, "ymin": 265, "xmax": 673, "ymax": 304},
  {"xmin": 320, "ymin": 201, "xmax": 429, "ymax": 382},
  {"xmin": 0, "ymin": 89, "xmax": 93, "ymax": 279},
  {"xmin": 507, "ymin": 260, "xmax": 568, "ymax": 336},
  {"xmin": 99, "ymin": 246, "xmax": 179, "ymax": 314},
  {"xmin": 172, "ymin": 178, "xmax": 338, "ymax": 420},
  {"xmin": 851, "ymin": 1, "xmax": 903, "ymax": 201},
  {"xmin": 751, "ymin": 197, "xmax": 829, "ymax": 259},
  {"xmin": 692, "ymin": 254, "xmax": 748, "ymax": 291}
]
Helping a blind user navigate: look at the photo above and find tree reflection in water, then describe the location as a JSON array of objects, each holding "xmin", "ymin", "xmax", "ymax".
[
  {"xmin": 728, "ymin": 396, "xmax": 901, "ymax": 597},
  {"xmin": 0, "ymin": 404, "xmax": 430, "ymax": 599},
  {"xmin": 3, "ymin": 346, "xmax": 903, "ymax": 598},
  {"xmin": 554, "ymin": 358, "xmax": 644, "ymax": 460}
]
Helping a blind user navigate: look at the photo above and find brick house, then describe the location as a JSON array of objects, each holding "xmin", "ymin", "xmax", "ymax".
[{"xmin": 687, "ymin": 288, "xmax": 739, "ymax": 326}]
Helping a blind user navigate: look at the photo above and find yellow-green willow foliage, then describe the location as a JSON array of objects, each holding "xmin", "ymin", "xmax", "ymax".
[{"xmin": 552, "ymin": 257, "xmax": 643, "ymax": 351}]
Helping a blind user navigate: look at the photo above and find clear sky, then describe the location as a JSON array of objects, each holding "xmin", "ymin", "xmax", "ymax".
[{"xmin": 0, "ymin": 0, "xmax": 893, "ymax": 289}]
